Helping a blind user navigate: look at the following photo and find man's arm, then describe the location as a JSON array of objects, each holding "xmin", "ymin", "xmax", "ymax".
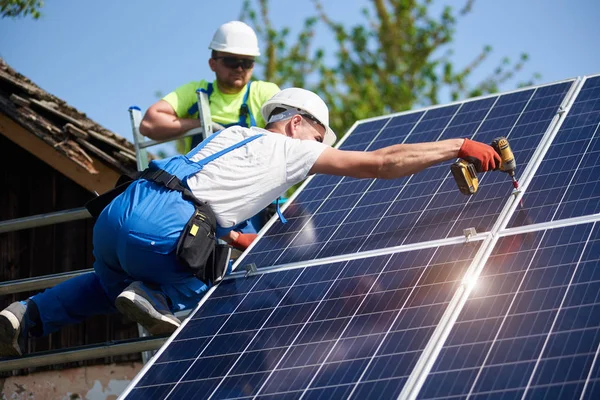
[
  {"xmin": 139, "ymin": 100, "xmax": 201, "ymax": 140},
  {"xmin": 310, "ymin": 138, "xmax": 499, "ymax": 179}
]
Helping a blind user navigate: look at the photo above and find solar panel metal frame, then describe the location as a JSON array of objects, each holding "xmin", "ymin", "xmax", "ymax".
[{"xmin": 119, "ymin": 75, "xmax": 600, "ymax": 399}]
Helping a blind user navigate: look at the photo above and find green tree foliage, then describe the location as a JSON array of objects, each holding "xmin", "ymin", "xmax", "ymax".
[
  {"xmin": 242, "ymin": 0, "xmax": 538, "ymax": 140},
  {"xmin": 1, "ymin": 0, "xmax": 43, "ymax": 19}
]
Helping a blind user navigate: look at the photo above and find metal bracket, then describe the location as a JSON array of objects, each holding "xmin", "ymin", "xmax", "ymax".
[
  {"xmin": 244, "ymin": 263, "xmax": 258, "ymax": 278},
  {"xmin": 557, "ymin": 105, "xmax": 566, "ymax": 115},
  {"xmin": 463, "ymin": 227, "xmax": 477, "ymax": 242}
]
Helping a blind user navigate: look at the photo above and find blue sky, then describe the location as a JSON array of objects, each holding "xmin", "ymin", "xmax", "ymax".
[{"xmin": 1, "ymin": 0, "xmax": 599, "ymax": 150}]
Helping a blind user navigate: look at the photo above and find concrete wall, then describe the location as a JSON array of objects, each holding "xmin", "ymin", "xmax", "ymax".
[{"xmin": 1, "ymin": 363, "xmax": 142, "ymax": 400}]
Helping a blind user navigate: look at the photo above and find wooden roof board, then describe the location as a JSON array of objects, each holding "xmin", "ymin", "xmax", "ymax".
[{"xmin": 0, "ymin": 57, "xmax": 139, "ymax": 182}]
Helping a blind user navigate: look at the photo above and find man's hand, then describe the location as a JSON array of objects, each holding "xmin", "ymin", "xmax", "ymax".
[
  {"xmin": 458, "ymin": 138, "xmax": 501, "ymax": 172},
  {"xmin": 228, "ymin": 231, "xmax": 258, "ymax": 251}
]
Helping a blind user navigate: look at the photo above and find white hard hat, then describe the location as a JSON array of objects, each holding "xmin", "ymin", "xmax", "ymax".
[
  {"xmin": 209, "ymin": 21, "xmax": 260, "ymax": 57},
  {"xmin": 261, "ymin": 88, "xmax": 337, "ymax": 146}
]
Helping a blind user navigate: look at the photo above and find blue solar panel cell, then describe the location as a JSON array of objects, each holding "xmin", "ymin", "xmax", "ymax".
[
  {"xmin": 337, "ymin": 117, "xmax": 394, "ymax": 149},
  {"xmin": 124, "ymin": 242, "xmax": 479, "ymax": 399},
  {"xmin": 419, "ymin": 222, "xmax": 600, "ymax": 400},
  {"xmin": 126, "ymin": 385, "xmax": 176, "ymax": 399},
  {"xmin": 509, "ymin": 76, "xmax": 600, "ymax": 227}
]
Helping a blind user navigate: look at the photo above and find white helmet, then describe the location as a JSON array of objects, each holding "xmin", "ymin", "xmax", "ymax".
[
  {"xmin": 261, "ymin": 88, "xmax": 337, "ymax": 146},
  {"xmin": 209, "ymin": 21, "xmax": 260, "ymax": 57}
]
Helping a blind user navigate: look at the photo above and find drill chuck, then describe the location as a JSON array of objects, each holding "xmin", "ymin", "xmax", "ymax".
[{"xmin": 491, "ymin": 137, "xmax": 517, "ymax": 176}]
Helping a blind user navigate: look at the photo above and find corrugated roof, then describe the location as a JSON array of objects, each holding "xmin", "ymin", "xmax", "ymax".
[{"xmin": 0, "ymin": 57, "xmax": 138, "ymax": 176}]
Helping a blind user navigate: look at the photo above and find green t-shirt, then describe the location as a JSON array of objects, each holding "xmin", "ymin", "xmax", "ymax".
[{"xmin": 163, "ymin": 80, "xmax": 280, "ymax": 129}]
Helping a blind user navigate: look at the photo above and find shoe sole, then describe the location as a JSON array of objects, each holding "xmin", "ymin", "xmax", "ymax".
[
  {"xmin": 0, "ymin": 310, "xmax": 22, "ymax": 357},
  {"xmin": 115, "ymin": 292, "xmax": 180, "ymax": 335}
]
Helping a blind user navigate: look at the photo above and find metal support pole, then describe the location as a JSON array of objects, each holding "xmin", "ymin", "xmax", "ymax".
[
  {"xmin": 196, "ymin": 89, "xmax": 212, "ymax": 141},
  {"xmin": 0, "ymin": 336, "xmax": 168, "ymax": 372},
  {"xmin": 0, "ymin": 207, "xmax": 91, "ymax": 234},
  {"xmin": 0, "ymin": 269, "xmax": 93, "ymax": 295},
  {"xmin": 129, "ymin": 106, "xmax": 147, "ymax": 171}
]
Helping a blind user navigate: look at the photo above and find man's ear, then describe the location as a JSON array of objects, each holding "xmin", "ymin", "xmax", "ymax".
[
  {"xmin": 287, "ymin": 115, "xmax": 302, "ymax": 138},
  {"xmin": 209, "ymin": 58, "xmax": 217, "ymax": 72},
  {"xmin": 292, "ymin": 115, "xmax": 303, "ymax": 129}
]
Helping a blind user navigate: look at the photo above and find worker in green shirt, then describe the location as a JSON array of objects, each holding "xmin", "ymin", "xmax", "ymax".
[
  {"xmin": 140, "ymin": 20, "xmax": 280, "ymax": 150},
  {"xmin": 140, "ymin": 20, "xmax": 281, "ymax": 250}
]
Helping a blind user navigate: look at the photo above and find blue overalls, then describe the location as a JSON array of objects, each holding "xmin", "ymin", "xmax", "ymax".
[{"xmin": 29, "ymin": 130, "xmax": 262, "ymax": 337}]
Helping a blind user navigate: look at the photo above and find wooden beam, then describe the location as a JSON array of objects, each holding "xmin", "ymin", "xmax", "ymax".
[{"xmin": 0, "ymin": 113, "xmax": 120, "ymax": 194}]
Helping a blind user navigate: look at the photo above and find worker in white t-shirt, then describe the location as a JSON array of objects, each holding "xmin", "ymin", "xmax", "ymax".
[{"xmin": 0, "ymin": 88, "xmax": 500, "ymax": 356}]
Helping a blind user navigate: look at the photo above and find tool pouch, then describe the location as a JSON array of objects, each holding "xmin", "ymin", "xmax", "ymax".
[
  {"xmin": 175, "ymin": 202, "xmax": 219, "ymax": 284},
  {"xmin": 206, "ymin": 243, "xmax": 232, "ymax": 285}
]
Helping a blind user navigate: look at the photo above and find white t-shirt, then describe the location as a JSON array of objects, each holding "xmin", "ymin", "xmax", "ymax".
[{"xmin": 186, "ymin": 126, "xmax": 328, "ymax": 228}]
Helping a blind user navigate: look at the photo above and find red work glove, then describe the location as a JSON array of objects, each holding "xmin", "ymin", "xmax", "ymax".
[
  {"xmin": 458, "ymin": 138, "xmax": 501, "ymax": 172},
  {"xmin": 230, "ymin": 232, "xmax": 258, "ymax": 251}
]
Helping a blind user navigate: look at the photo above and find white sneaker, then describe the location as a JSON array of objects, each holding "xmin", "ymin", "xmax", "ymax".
[
  {"xmin": 0, "ymin": 301, "xmax": 27, "ymax": 357},
  {"xmin": 115, "ymin": 282, "xmax": 181, "ymax": 335}
]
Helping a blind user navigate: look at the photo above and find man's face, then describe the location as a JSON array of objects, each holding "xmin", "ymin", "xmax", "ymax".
[{"xmin": 209, "ymin": 51, "xmax": 255, "ymax": 93}]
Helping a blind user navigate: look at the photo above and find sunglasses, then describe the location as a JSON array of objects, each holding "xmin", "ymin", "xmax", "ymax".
[
  {"xmin": 213, "ymin": 56, "xmax": 255, "ymax": 70},
  {"xmin": 302, "ymin": 113, "xmax": 326, "ymax": 132}
]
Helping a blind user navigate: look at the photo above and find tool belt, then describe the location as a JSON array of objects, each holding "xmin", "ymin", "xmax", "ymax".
[{"xmin": 85, "ymin": 169, "xmax": 230, "ymax": 285}]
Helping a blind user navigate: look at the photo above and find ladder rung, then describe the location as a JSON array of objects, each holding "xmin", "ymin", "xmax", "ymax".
[{"xmin": 138, "ymin": 127, "xmax": 206, "ymax": 149}]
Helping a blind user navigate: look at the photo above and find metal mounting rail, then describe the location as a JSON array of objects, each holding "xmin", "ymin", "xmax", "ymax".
[
  {"xmin": 0, "ymin": 207, "xmax": 91, "ymax": 234},
  {"xmin": 0, "ymin": 269, "xmax": 93, "ymax": 296},
  {"xmin": 0, "ymin": 336, "xmax": 168, "ymax": 372}
]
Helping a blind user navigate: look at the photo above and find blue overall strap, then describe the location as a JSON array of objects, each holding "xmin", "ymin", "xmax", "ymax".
[
  {"xmin": 193, "ymin": 134, "xmax": 262, "ymax": 168},
  {"xmin": 186, "ymin": 128, "xmax": 223, "ymax": 159},
  {"xmin": 187, "ymin": 83, "xmax": 214, "ymax": 117},
  {"xmin": 187, "ymin": 82, "xmax": 254, "ymax": 127},
  {"xmin": 276, "ymin": 197, "xmax": 287, "ymax": 224},
  {"xmin": 185, "ymin": 132, "xmax": 288, "ymax": 225},
  {"xmin": 238, "ymin": 82, "xmax": 256, "ymax": 128}
]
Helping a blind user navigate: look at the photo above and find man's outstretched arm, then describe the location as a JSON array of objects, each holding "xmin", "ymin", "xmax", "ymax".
[
  {"xmin": 139, "ymin": 100, "xmax": 201, "ymax": 140},
  {"xmin": 311, "ymin": 138, "xmax": 500, "ymax": 179}
]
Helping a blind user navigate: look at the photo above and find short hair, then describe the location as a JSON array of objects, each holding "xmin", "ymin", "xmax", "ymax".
[{"xmin": 264, "ymin": 107, "xmax": 288, "ymax": 129}]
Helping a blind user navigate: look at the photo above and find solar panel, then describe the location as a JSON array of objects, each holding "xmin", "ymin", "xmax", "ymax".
[
  {"xmin": 123, "ymin": 240, "xmax": 483, "ymax": 398},
  {"xmin": 419, "ymin": 222, "xmax": 600, "ymax": 400},
  {"xmin": 243, "ymin": 81, "xmax": 575, "ymax": 269},
  {"xmin": 507, "ymin": 75, "xmax": 600, "ymax": 228},
  {"xmin": 120, "ymin": 75, "xmax": 600, "ymax": 399}
]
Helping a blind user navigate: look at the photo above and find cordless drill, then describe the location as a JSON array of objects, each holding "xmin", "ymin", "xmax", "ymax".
[{"xmin": 451, "ymin": 136, "xmax": 519, "ymax": 195}]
